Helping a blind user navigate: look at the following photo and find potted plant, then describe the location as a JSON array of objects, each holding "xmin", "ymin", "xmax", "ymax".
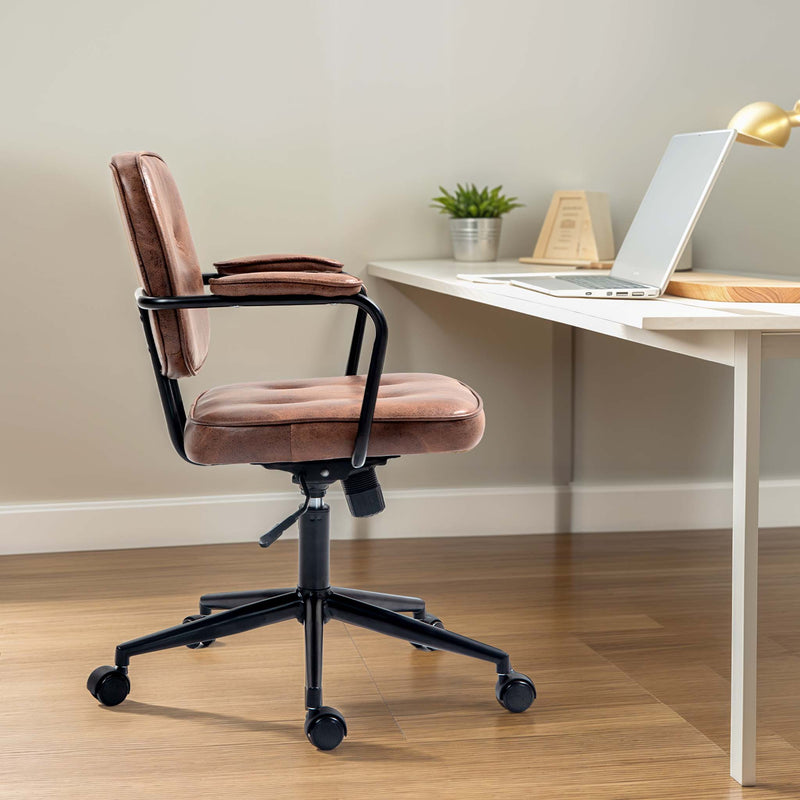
[{"xmin": 431, "ymin": 183, "xmax": 523, "ymax": 262}]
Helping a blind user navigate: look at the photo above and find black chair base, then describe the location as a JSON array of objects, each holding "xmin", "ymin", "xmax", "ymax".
[{"xmin": 87, "ymin": 486, "xmax": 535, "ymax": 749}]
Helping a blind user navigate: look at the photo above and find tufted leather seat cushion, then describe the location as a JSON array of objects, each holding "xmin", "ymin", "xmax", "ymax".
[{"xmin": 184, "ymin": 373, "xmax": 485, "ymax": 465}]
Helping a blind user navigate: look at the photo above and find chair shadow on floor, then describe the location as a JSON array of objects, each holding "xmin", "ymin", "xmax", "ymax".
[{"xmin": 105, "ymin": 700, "xmax": 438, "ymax": 762}]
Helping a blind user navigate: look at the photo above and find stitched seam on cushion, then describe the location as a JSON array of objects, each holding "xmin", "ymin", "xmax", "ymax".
[
  {"xmin": 214, "ymin": 256, "xmax": 342, "ymax": 270},
  {"xmin": 217, "ymin": 257, "xmax": 330, "ymax": 265},
  {"xmin": 136, "ymin": 154, "xmax": 188, "ymax": 376},
  {"xmin": 188, "ymin": 410, "xmax": 483, "ymax": 428},
  {"xmin": 111, "ymin": 160, "xmax": 175, "ymax": 376},
  {"xmin": 138, "ymin": 154, "xmax": 203, "ymax": 377},
  {"xmin": 220, "ymin": 278, "xmax": 355, "ymax": 285},
  {"xmin": 460, "ymin": 381, "xmax": 484, "ymax": 416},
  {"xmin": 137, "ymin": 154, "xmax": 177, "ymax": 298},
  {"xmin": 212, "ymin": 276, "xmax": 359, "ymax": 288},
  {"xmin": 139, "ymin": 155, "xmax": 196, "ymax": 374},
  {"xmin": 111, "ymin": 162, "xmax": 154, "ymax": 296},
  {"xmin": 214, "ymin": 286, "xmax": 359, "ymax": 295}
]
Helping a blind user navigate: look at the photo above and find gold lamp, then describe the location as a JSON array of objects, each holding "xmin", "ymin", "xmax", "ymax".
[{"xmin": 728, "ymin": 99, "xmax": 800, "ymax": 147}]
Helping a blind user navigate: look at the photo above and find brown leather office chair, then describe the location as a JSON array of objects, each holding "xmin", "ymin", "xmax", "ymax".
[{"xmin": 87, "ymin": 151, "xmax": 535, "ymax": 749}]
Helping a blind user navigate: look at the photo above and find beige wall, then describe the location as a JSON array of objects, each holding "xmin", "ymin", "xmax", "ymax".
[{"xmin": 1, "ymin": 0, "xmax": 800, "ymax": 505}]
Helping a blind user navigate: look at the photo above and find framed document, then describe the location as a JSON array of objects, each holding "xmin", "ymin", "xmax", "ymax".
[{"xmin": 520, "ymin": 191, "xmax": 615, "ymax": 269}]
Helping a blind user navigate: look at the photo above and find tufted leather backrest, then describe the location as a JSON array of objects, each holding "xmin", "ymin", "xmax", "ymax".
[{"xmin": 110, "ymin": 152, "xmax": 210, "ymax": 378}]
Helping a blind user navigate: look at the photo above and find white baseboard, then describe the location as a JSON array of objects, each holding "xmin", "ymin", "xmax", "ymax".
[{"xmin": 1, "ymin": 479, "xmax": 799, "ymax": 555}]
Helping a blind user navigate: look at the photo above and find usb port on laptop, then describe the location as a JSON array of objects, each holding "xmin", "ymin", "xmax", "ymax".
[{"xmin": 632, "ymin": 291, "xmax": 645, "ymax": 296}]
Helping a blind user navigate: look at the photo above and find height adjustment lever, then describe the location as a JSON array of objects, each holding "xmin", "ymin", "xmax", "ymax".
[{"xmin": 259, "ymin": 477, "xmax": 310, "ymax": 548}]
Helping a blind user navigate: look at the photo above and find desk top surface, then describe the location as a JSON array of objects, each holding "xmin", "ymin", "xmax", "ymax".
[{"xmin": 367, "ymin": 259, "xmax": 800, "ymax": 333}]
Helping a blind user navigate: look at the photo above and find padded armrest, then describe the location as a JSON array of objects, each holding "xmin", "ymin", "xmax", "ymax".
[
  {"xmin": 213, "ymin": 254, "xmax": 343, "ymax": 275},
  {"xmin": 208, "ymin": 270, "xmax": 363, "ymax": 297}
]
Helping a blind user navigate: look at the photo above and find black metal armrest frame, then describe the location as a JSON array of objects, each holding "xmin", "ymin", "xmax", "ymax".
[{"xmin": 135, "ymin": 284, "xmax": 386, "ymax": 469}]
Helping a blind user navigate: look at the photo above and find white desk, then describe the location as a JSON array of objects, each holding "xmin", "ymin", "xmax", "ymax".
[{"xmin": 367, "ymin": 258, "xmax": 800, "ymax": 787}]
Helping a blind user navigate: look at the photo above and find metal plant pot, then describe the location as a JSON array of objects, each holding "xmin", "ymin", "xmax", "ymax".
[{"xmin": 449, "ymin": 218, "xmax": 502, "ymax": 262}]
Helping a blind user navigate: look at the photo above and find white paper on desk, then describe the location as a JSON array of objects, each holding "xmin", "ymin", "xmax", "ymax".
[{"xmin": 457, "ymin": 272, "xmax": 569, "ymax": 284}]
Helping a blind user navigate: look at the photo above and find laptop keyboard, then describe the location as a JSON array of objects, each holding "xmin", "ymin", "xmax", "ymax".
[{"xmin": 559, "ymin": 276, "xmax": 648, "ymax": 289}]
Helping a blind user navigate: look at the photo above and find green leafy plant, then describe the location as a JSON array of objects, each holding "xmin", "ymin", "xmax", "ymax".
[{"xmin": 431, "ymin": 183, "xmax": 523, "ymax": 218}]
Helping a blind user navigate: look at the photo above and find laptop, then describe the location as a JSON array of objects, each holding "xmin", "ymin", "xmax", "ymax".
[{"xmin": 464, "ymin": 129, "xmax": 736, "ymax": 299}]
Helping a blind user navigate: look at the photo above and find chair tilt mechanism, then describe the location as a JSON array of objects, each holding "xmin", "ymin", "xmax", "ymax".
[{"xmin": 87, "ymin": 152, "xmax": 535, "ymax": 750}]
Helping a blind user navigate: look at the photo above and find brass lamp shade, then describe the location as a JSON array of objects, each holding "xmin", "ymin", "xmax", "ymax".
[{"xmin": 728, "ymin": 99, "xmax": 800, "ymax": 147}]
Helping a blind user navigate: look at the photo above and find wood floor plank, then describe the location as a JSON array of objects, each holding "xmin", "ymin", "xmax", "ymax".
[{"xmin": 1, "ymin": 530, "xmax": 799, "ymax": 798}]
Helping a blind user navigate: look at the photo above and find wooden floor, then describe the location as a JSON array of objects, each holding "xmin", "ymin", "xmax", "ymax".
[{"xmin": 2, "ymin": 530, "xmax": 800, "ymax": 799}]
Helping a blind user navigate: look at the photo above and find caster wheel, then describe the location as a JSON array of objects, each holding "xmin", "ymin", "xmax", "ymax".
[
  {"xmin": 496, "ymin": 670, "xmax": 536, "ymax": 713},
  {"xmin": 411, "ymin": 612, "xmax": 444, "ymax": 651},
  {"xmin": 182, "ymin": 614, "xmax": 215, "ymax": 649},
  {"xmin": 305, "ymin": 706, "xmax": 347, "ymax": 751},
  {"xmin": 87, "ymin": 665, "xmax": 130, "ymax": 707}
]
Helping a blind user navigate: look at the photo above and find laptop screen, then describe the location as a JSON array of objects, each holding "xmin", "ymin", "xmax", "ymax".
[{"xmin": 612, "ymin": 129, "xmax": 736, "ymax": 290}]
